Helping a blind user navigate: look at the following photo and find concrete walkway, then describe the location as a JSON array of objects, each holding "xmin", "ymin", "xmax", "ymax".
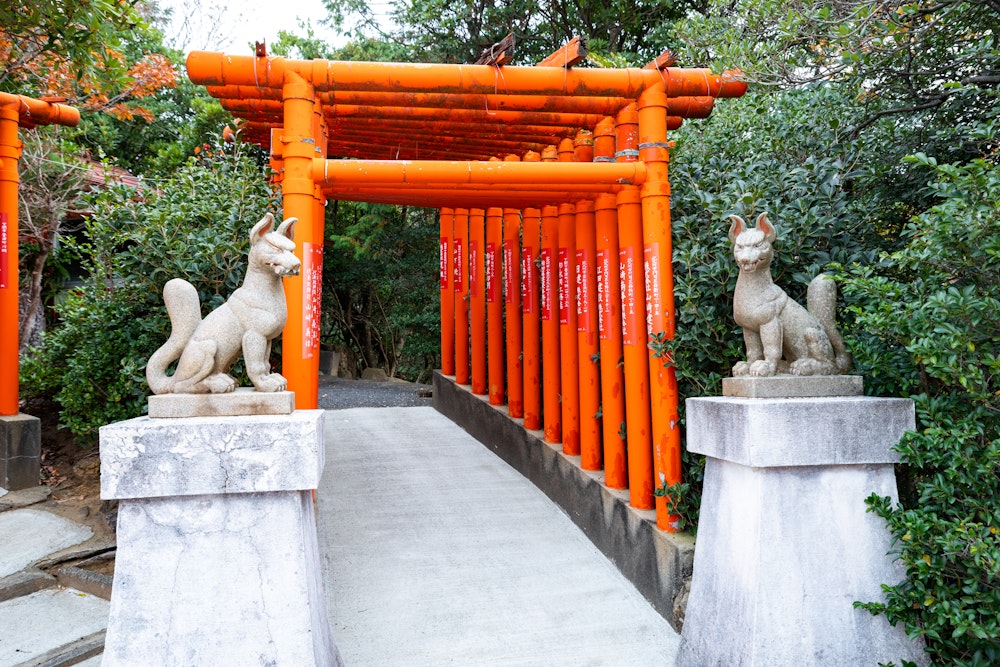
[
  {"xmin": 318, "ymin": 407, "xmax": 679, "ymax": 666},
  {"xmin": 1, "ymin": 406, "xmax": 678, "ymax": 666}
]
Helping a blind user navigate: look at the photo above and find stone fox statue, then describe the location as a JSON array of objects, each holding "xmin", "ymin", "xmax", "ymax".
[
  {"xmin": 728, "ymin": 212, "xmax": 852, "ymax": 377},
  {"xmin": 146, "ymin": 213, "xmax": 301, "ymax": 394}
]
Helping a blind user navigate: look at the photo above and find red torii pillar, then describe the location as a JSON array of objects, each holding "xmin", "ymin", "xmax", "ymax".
[{"xmin": 0, "ymin": 93, "xmax": 80, "ymax": 490}]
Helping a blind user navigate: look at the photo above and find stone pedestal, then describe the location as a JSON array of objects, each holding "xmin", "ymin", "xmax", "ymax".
[
  {"xmin": 1, "ymin": 413, "xmax": 40, "ymax": 491},
  {"xmin": 676, "ymin": 395, "xmax": 928, "ymax": 666},
  {"xmin": 100, "ymin": 411, "xmax": 342, "ymax": 666}
]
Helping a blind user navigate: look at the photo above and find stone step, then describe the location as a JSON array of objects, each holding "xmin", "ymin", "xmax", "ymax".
[
  {"xmin": 0, "ymin": 588, "xmax": 108, "ymax": 666},
  {"xmin": 0, "ymin": 509, "xmax": 93, "ymax": 580}
]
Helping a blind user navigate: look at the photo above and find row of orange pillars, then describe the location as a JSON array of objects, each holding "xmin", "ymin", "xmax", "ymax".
[
  {"xmin": 0, "ymin": 93, "xmax": 81, "ymax": 418},
  {"xmin": 188, "ymin": 51, "xmax": 747, "ymax": 533},
  {"xmin": 439, "ymin": 112, "xmax": 683, "ymax": 531}
]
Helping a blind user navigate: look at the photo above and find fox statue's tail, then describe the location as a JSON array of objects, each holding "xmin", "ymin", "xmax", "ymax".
[
  {"xmin": 145, "ymin": 279, "xmax": 202, "ymax": 394},
  {"xmin": 807, "ymin": 275, "xmax": 852, "ymax": 374}
]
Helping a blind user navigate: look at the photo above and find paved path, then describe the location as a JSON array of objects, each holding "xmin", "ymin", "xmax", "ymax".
[
  {"xmin": 0, "ymin": 405, "xmax": 678, "ymax": 666},
  {"xmin": 318, "ymin": 407, "xmax": 679, "ymax": 666}
]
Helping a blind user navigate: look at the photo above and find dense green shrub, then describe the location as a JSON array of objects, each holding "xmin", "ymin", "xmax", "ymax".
[
  {"xmin": 845, "ymin": 146, "xmax": 999, "ymax": 666},
  {"xmin": 661, "ymin": 85, "xmax": 898, "ymax": 529},
  {"xmin": 20, "ymin": 147, "xmax": 275, "ymax": 444}
]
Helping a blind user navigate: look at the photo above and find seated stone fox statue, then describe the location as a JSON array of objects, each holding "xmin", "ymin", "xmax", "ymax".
[
  {"xmin": 146, "ymin": 213, "xmax": 301, "ymax": 394},
  {"xmin": 728, "ymin": 212, "xmax": 852, "ymax": 377}
]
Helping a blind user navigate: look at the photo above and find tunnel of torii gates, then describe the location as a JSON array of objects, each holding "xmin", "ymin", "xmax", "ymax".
[{"xmin": 2, "ymin": 45, "xmax": 747, "ymax": 533}]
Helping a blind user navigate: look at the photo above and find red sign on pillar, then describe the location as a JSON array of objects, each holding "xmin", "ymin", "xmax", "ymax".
[
  {"xmin": 521, "ymin": 247, "xmax": 536, "ymax": 315},
  {"xmin": 558, "ymin": 248, "xmax": 571, "ymax": 325},
  {"xmin": 597, "ymin": 248, "xmax": 612, "ymax": 342},
  {"xmin": 486, "ymin": 242, "xmax": 497, "ymax": 303},
  {"xmin": 619, "ymin": 246, "xmax": 637, "ymax": 346},
  {"xmin": 540, "ymin": 248, "xmax": 553, "ymax": 321},
  {"xmin": 576, "ymin": 248, "xmax": 592, "ymax": 333},
  {"xmin": 503, "ymin": 240, "xmax": 516, "ymax": 305},
  {"xmin": 0, "ymin": 213, "xmax": 8, "ymax": 289},
  {"xmin": 453, "ymin": 238, "xmax": 463, "ymax": 293},
  {"xmin": 439, "ymin": 237, "xmax": 449, "ymax": 289},
  {"xmin": 644, "ymin": 242, "xmax": 661, "ymax": 333},
  {"xmin": 302, "ymin": 242, "xmax": 323, "ymax": 358}
]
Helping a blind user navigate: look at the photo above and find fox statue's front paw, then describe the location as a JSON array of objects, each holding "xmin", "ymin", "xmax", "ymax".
[
  {"xmin": 254, "ymin": 373, "xmax": 288, "ymax": 392},
  {"xmin": 749, "ymin": 360, "xmax": 777, "ymax": 377},
  {"xmin": 205, "ymin": 373, "xmax": 238, "ymax": 393},
  {"xmin": 732, "ymin": 361, "xmax": 751, "ymax": 376}
]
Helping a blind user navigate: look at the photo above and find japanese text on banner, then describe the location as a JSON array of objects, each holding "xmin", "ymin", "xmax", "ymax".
[{"xmin": 302, "ymin": 242, "xmax": 324, "ymax": 358}]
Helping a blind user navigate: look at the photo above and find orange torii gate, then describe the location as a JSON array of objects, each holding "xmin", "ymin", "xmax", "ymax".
[
  {"xmin": 187, "ymin": 47, "xmax": 746, "ymax": 531},
  {"xmin": 0, "ymin": 94, "xmax": 81, "ymax": 417}
]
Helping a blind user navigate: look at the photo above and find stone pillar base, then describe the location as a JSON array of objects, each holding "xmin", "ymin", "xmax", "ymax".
[
  {"xmin": 677, "ymin": 396, "xmax": 927, "ymax": 666},
  {"xmin": 1, "ymin": 413, "xmax": 40, "ymax": 491},
  {"xmin": 100, "ymin": 411, "xmax": 342, "ymax": 666}
]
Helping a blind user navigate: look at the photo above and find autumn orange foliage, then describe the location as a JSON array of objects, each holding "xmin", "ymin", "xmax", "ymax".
[{"xmin": 0, "ymin": 31, "xmax": 176, "ymax": 121}]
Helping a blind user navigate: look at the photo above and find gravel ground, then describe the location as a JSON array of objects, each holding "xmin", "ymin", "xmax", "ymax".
[{"xmin": 316, "ymin": 375, "xmax": 434, "ymax": 410}]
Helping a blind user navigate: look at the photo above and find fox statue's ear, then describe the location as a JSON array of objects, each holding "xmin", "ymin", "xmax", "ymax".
[
  {"xmin": 276, "ymin": 216, "xmax": 297, "ymax": 241},
  {"xmin": 755, "ymin": 212, "xmax": 776, "ymax": 243},
  {"xmin": 727, "ymin": 214, "xmax": 747, "ymax": 244},
  {"xmin": 250, "ymin": 213, "xmax": 275, "ymax": 242}
]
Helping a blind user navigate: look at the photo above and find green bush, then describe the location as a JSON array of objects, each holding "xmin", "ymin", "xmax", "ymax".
[
  {"xmin": 845, "ymin": 147, "xmax": 1000, "ymax": 666},
  {"xmin": 660, "ymin": 85, "xmax": 895, "ymax": 529},
  {"xmin": 20, "ymin": 146, "xmax": 276, "ymax": 444}
]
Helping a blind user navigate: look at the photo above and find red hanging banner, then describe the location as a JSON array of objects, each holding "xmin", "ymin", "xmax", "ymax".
[
  {"xmin": 558, "ymin": 247, "xmax": 571, "ymax": 325},
  {"xmin": 486, "ymin": 241, "xmax": 497, "ymax": 303},
  {"xmin": 503, "ymin": 240, "xmax": 517, "ymax": 305},
  {"xmin": 619, "ymin": 246, "xmax": 638, "ymax": 346},
  {"xmin": 596, "ymin": 248, "xmax": 612, "ymax": 341},
  {"xmin": 0, "ymin": 213, "xmax": 8, "ymax": 289},
  {"xmin": 540, "ymin": 248, "xmax": 554, "ymax": 321},
  {"xmin": 644, "ymin": 243, "xmax": 661, "ymax": 334},
  {"xmin": 469, "ymin": 240, "xmax": 480, "ymax": 294},
  {"xmin": 576, "ymin": 248, "xmax": 592, "ymax": 333},
  {"xmin": 439, "ymin": 237, "xmax": 448, "ymax": 290},
  {"xmin": 521, "ymin": 247, "xmax": 535, "ymax": 315},
  {"xmin": 302, "ymin": 242, "xmax": 323, "ymax": 358},
  {"xmin": 453, "ymin": 238, "xmax": 463, "ymax": 293}
]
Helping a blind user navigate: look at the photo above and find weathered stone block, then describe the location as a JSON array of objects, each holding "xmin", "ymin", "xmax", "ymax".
[
  {"xmin": 0, "ymin": 413, "xmax": 41, "ymax": 491},
  {"xmin": 100, "ymin": 411, "xmax": 341, "ymax": 667},
  {"xmin": 100, "ymin": 411, "xmax": 325, "ymax": 499},
  {"xmin": 147, "ymin": 388, "xmax": 294, "ymax": 418},
  {"xmin": 677, "ymin": 396, "xmax": 927, "ymax": 666},
  {"xmin": 686, "ymin": 395, "xmax": 914, "ymax": 467}
]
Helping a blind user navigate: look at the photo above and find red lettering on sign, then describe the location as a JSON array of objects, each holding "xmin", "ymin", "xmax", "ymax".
[
  {"xmin": 521, "ymin": 248, "xmax": 535, "ymax": 315},
  {"xmin": 439, "ymin": 237, "xmax": 448, "ymax": 289},
  {"xmin": 302, "ymin": 243, "xmax": 324, "ymax": 358},
  {"xmin": 558, "ymin": 248, "xmax": 571, "ymax": 325},
  {"xmin": 503, "ymin": 240, "xmax": 517, "ymax": 305},
  {"xmin": 453, "ymin": 238, "xmax": 463, "ymax": 293},
  {"xmin": 576, "ymin": 248, "xmax": 591, "ymax": 333},
  {"xmin": 469, "ymin": 240, "xmax": 479, "ymax": 294},
  {"xmin": 486, "ymin": 242, "xmax": 497, "ymax": 303},
  {"xmin": 0, "ymin": 213, "xmax": 8, "ymax": 289},
  {"xmin": 644, "ymin": 243, "xmax": 660, "ymax": 333},
  {"xmin": 540, "ymin": 248, "xmax": 553, "ymax": 321},
  {"xmin": 619, "ymin": 246, "xmax": 637, "ymax": 346},
  {"xmin": 597, "ymin": 248, "xmax": 611, "ymax": 341}
]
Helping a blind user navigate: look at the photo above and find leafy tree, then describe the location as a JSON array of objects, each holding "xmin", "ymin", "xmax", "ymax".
[
  {"xmin": 322, "ymin": 201, "xmax": 439, "ymax": 381},
  {"xmin": 0, "ymin": 1, "xmax": 177, "ymax": 121},
  {"xmin": 16, "ymin": 128, "xmax": 86, "ymax": 351},
  {"xmin": 20, "ymin": 145, "xmax": 276, "ymax": 443},
  {"xmin": 321, "ymin": 0, "xmax": 705, "ymax": 64},
  {"xmin": 667, "ymin": 0, "xmax": 1000, "ymax": 141}
]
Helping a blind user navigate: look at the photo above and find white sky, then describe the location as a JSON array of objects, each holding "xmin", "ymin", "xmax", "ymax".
[{"xmin": 158, "ymin": 0, "xmax": 352, "ymax": 55}]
